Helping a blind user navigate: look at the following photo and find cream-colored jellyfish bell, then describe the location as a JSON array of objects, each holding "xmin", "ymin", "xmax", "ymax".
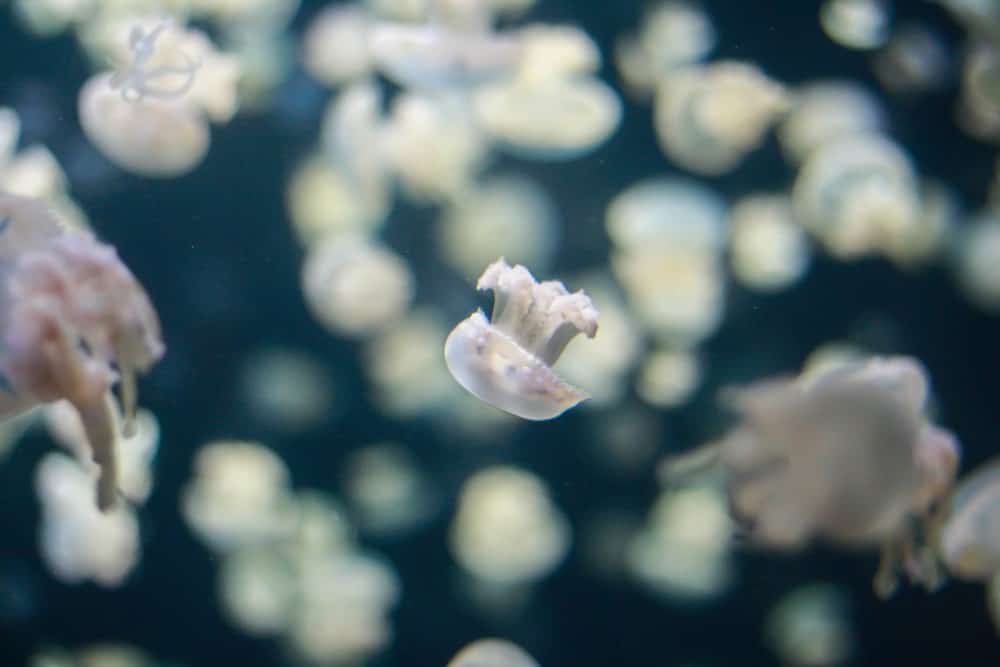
[
  {"xmin": 940, "ymin": 459, "xmax": 1000, "ymax": 581},
  {"xmin": 445, "ymin": 258, "xmax": 599, "ymax": 421},
  {"xmin": 447, "ymin": 639, "xmax": 540, "ymax": 667},
  {"xmin": 0, "ymin": 193, "xmax": 164, "ymax": 512}
]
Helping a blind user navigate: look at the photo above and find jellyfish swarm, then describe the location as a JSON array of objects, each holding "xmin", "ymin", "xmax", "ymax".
[
  {"xmin": 709, "ymin": 356, "xmax": 958, "ymax": 597},
  {"xmin": 444, "ymin": 258, "xmax": 599, "ymax": 420},
  {"xmin": 0, "ymin": 193, "xmax": 164, "ymax": 511}
]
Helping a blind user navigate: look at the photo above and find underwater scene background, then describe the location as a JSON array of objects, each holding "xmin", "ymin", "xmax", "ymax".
[{"xmin": 1, "ymin": 0, "xmax": 1000, "ymax": 665}]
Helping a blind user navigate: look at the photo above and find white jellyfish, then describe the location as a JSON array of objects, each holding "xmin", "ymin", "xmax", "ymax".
[
  {"xmin": 778, "ymin": 81, "xmax": 885, "ymax": 164},
  {"xmin": 940, "ymin": 459, "xmax": 1000, "ymax": 581},
  {"xmin": 0, "ymin": 192, "xmax": 164, "ymax": 512},
  {"xmin": 819, "ymin": 0, "xmax": 890, "ymax": 51},
  {"xmin": 444, "ymin": 258, "xmax": 599, "ymax": 421},
  {"xmin": 447, "ymin": 639, "xmax": 541, "ymax": 667},
  {"xmin": 728, "ymin": 194, "xmax": 811, "ymax": 292},
  {"xmin": 108, "ymin": 20, "xmax": 201, "ymax": 102},
  {"xmin": 765, "ymin": 584, "xmax": 854, "ymax": 667},
  {"xmin": 302, "ymin": 4, "xmax": 375, "ymax": 87}
]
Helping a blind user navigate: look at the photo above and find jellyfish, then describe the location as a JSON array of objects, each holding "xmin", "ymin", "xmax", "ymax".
[
  {"xmin": 444, "ymin": 258, "xmax": 599, "ymax": 421},
  {"xmin": 108, "ymin": 21, "xmax": 201, "ymax": 103},
  {"xmin": 0, "ymin": 192, "xmax": 164, "ymax": 512},
  {"xmin": 447, "ymin": 639, "xmax": 541, "ymax": 667},
  {"xmin": 940, "ymin": 459, "xmax": 1000, "ymax": 581}
]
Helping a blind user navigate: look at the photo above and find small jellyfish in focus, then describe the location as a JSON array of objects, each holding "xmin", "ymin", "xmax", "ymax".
[
  {"xmin": 940, "ymin": 459, "xmax": 1000, "ymax": 581},
  {"xmin": 0, "ymin": 192, "xmax": 164, "ymax": 512},
  {"xmin": 447, "ymin": 638, "xmax": 541, "ymax": 667},
  {"xmin": 654, "ymin": 61, "xmax": 790, "ymax": 175},
  {"xmin": 765, "ymin": 584, "xmax": 854, "ymax": 667},
  {"xmin": 820, "ymin": 0, "xmax": 890, "ymax": 51},
  {"xmin": 301, "ymin": 236, "xmax": 414, "ymax": 338},
  {"xmin": 450, "ymin": 465, "xmax": 571, "ymax": 587},
  {"xmin": 444, "ymin": 258, "xmax": 599, "ymax": 421}
]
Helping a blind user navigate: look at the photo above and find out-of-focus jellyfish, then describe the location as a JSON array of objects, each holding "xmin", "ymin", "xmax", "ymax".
[
  {"xmin": 873, "ymin": 24, "xmax": 950, "ymax": 95},
  {"xmin": 580, "ymin": 509, "xmax": 642, "ymax": 579},
  {"xmin": 654, "ymin": 61, "xmax": 790, "ymax": 175},
  {"xmin": 12, "ymin": 0, "xmax": 93, "ymax": 37},
  {"xmin": 238, "ymin": 347, "xmax": 335, "ymax": 433},
  {"xmin": 0, "ymin": 108, "xmax": 19, "ymax": 165},
  {"xmin": 286, "ymin": 155, "xmax": 390, "ymax": 247},
  {"xmin": 181, "ymin": 440, "xmax": 298, "ymax": 552},
  {"xmin": 383, "ymin": 92, "xmax": 489, "ymax": 202},
  {"xmin": 0, "ymin": 193, "xmax": 163, "ymax": 511},
  {"xmin": 940, "ymin": 459, "xmax": 1000, "ymax": 581},
  {"xmin": 626, "ymin": 482, "xmax": 733, "ymax": 601},
  {"xmin": 35, "ymin": 452, "xmax": 140, "ymax": 587},
  {"xmin": 302, "ymin": 4, "xmax": 375, "ymax": 87},
  {"xmin": 587, "ymin": 403, "xmax": 662, "ymax": 476},
  {"xmin": 606, "ymin": 177, "xmax": 727, "ymax": 253},
  {"xmin": 515, "ymin": 24, "xmax": 601, "ymax": 81},
  {"xmin": 106, "ymin": 20, "xmax": 202, "ymax": 102},
  {"xmin": 436, "ymin": 173, "xmax": 559, "ymax": 281},
  {"xmin": 792, "ymin": 133, "xmax": 921, "ymax": 260},
  {"xmin": 819, "ymin": 0, "xmax": 890, "ymax": 51},
  {"xmin": 450, "ymin": 466, "xmax": 571, "ymax": 586},
  {"xmin": 728, "ymin": 194, "xmax": 811, "ymax": 292},
  {"xmin": 447, "ymin": 639, "xmax": 541, "ymax": 667},
  {"xmin": 952, "ymin": 212, "xmax": 1000, "ymax": 310},
  {"xmin": 78, "ymin": 73, "xmax": 210, "ymax": 177},
  {"xmin": 445, "ymin": 258, "xmax": 599, "ymax": 421},
  {"xmin": 615, "ymin": 1, "xmax": 716, "ymax": 99},
  {"xmin": 342, "ymin": 443, "xmax": 438, "ymax": 537},
  {"xmin": 958, "ymin": 44, "xmax": 1000, "ymax": 141},
  {"xmin": 320, "ymin": 81, "xmax": 390, "ymax": 212},
  {"xmin": 219, "ymin": 545, "xmax": 296, "ymax": 636},
  {"xmin": 636, "ymin": 348, "xmax": 701, "ymax": 408},
  {"xmin": 302, "ymin": 236, "xmax": 414, "ymax": 338},
  {"xmin": 778, "ymin": 81, "xmax": 885, "ymax": 164},
  {"xmin": 557, "ymin": 273, "xmax": 642, "ymax": 408},
  {"xmin": 698, "ymin": 356, "xmax": 959, "ymax": 597},
  {"xmin": 765, "ymin": 584, "xmax": 854, "ymax": 667},
  {"xmin": 32, "ymin": 643, "xmax": 157, "ymax": 667}
]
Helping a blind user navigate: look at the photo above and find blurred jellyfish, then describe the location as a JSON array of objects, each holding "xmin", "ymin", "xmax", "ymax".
[
  {"xmin": 959, "ymin": 43, "xmax": 1000, "ymax": 142},
  {"xmin": 626, "ymin": 482, "xmax": 733, "ymax": 601},
  {"xmin": 793, "ymin": 133, "xmax": 921, "ymax": 260},
  {"xmin": 342, "ymin": 443, "xmax": 438, "ymax": 537},
  {"xmin": 450, "ymin": 466, "xmax": 571, "ymax": 586},
  {"xmin": 383, "ymin": 92, "xmax": 489, "ymax": 202},
  {"xmin": 445, "ymin": 258, "xmax": 599, "ymax": 421},
  {"xmin": 238, "ymin": 347, "xmax": 336, "ymax": 433},
  {"xmin": 654, "ymin": 61, "xmax": 790, "ymax": 175},
  {"xmin": 0, "ymin": 193, "xmax": 164, "ymax": 511},
  {"xmin": 301, "ymin": 236, "xmax": 414, "ymax": 338},
  {"xmin": 765, "ymin": 584, "xmax": 854, "ymax": 667},
  {"xmin": 76, "ymin": 644, "xmax": 155, "ymax": 667},
  {"xmin": 728, "ymin": 194, "xmax": 811, "ymax": 292},
  {"xmin": 873, "ymin": 24, "xmax": 951, "ymax": 95},
  {"xmin": 35, "ymin": 452, "xmax": 140, "ymax": 587},
  {"xmin": 181, "ymin": 440, "xmax": 298, "ymax": 552},
  {"xmin": 606, "ymin": 177, "xmax": 727, "ymax": 253},
  {"xmin": 436, "ymin": 173, "xmax": 559, "ymax": 281},
  {"xmin": 515, "ymin": 24, "xmax": 601, "ymax": 81},
  {"xmin": 820, "ymin": 0, "xmax": 890, "ymax": 51},
  {"xmin": 587, "ymin": 403, "xmax": 663, "ymax": 476},
  {"xmin": 702, "ymin": 356, "xmax": 959, "ymax": 597},
  {"xmin": 106, "ymin": 20, "xmax": 202, "ymax": 103},
  {"xmin": 636, "ymin": 348, "xmax": 701, "ymax": 408},
  {"xmin": 952, "ymin": 212, "xmax": 1000, "ymax": 310},
  {"xmin": 219, "ymin": 545, "xmax": 296, "ymax": 635},
  {"xmin": 558, "ymin": 273, "xmax": 642, "ymax": 407},
  {"xmin": 615, "ymin": 2, "xmax": 716, "ymax": 99},
  {"xmin": 302, "ymin": 4, "xmax": 375, "ymax": 87},
  {"xmin": 0, "ymin": 108, "xmax": 19, "ymax": 165},
  {"xmin": 940, "ymin": 459, "xmax": 1000, "ymax": 581},
  {"xmin": 447, "ymin": 639, "xmax": 540, "ymax": 667},
  {"xmin": 778, "ymin": 81, "xmax": 885, "ymax": 164},
  {"xmin": 12, "ymin": 0, "xmax": 94, "ymax": 37},
  {"xmin": 286, "ymin": 155, "xmax": 390, "ymax": 247}
]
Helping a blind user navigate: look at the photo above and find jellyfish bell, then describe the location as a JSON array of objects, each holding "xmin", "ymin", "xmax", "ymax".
[
  {"xmin": 940, "ymin": 459, "xmax": 1000, "ymax": 581},
  {"xmin": 444, "ymin": 258, "xmax": 599, "ymax": 421},
  {"xmin": 78, "ymin": 73, "xmax": 210, "ymax": 178},
  {"xmin": 447, "ymin": 638, "xmax": 540, "ymax": 667}
]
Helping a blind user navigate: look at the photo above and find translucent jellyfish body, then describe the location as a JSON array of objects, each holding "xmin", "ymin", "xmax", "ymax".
[
  {"xmin": 301, "ymin": 237, "xmax": 414, "ymax": 337},
  {"xmin": 654, "ymin": 61, "xmax": 790, "ymax": 174},
  {"xmin": 955, "ymin": 212, "xmax": 1000, "ymax": 311},
  {"xmin": 450, "ymin": 466, "xmax": 571, "ymax": 585},
  {"xmin": 302, "ymin": 5, "xmax": 374, "ymax": 87},
  {"xmin": 448, "ymin": 639, "xmax": 541, "ymax": 667},
  {"xmin": 0, "ymin": 193, "xmax": 164, "ymax": 511},
  {"xmin": 940, "ymin": 460, "xmax": 1000, "ymax": 581},
  {"xmin": 444, "ymin": 258, "xmax": 599, "ymax": 421},
  {"xmin": 765, "ymin": 584, "xmax": 854, "ymax": 667},
  {"xmin": 777, "ymin": 81, "xmax": 885, "ymax": 164},
  {"xmin": 728, "ymin": 194, "xmax": 811, "ymax": 292},
  {"xmin": 819, "ymin": 0, "xmax": 890, "ymax": 51}
]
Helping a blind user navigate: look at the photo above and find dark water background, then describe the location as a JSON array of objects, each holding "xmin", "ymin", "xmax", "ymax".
[{"xmin": 1, "ymin": 0, "xmax": 1000, "ymax": 665}]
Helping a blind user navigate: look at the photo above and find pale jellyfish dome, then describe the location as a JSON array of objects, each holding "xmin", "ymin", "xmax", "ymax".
[
  {"xmin": 302, "ymin": 4, "xmax": 374, "ymax": 87},
  {"xmin": 219, "ymin": 546, "xmax": 296, "ymax": 636},
  {"xmin": 444, "ymin": 259, "xmax": 599, "ymax": 421},
  {"xmin": 516, "ymin": 24, "xmax": 602, "ymax": 81},
  {"xmin": 342, "ymin": 443, "xmax": 438, "ymax": 537},
  {"xmin": 792, "ymin": 133, "xmax": 919, "ymax": 259},
  {"xmin": 320, "ymin": 81, "xmax": 390, "ymax": 211},
  {"xmin": 436, "ymin": 173, "xmax": 559, "ymax": 281},
  {"xmin": 940, "ymin": 459, "xmax": 1000, "ymax": 581},
  {"xmin": 820, "ymin": 0, "xmax": 890, "ymax": 51},
  {"xmin": 78, "ymin": 74, "xmax": 209, "ymax": 178},
  {"xmin": 286, "ymin": 155, "xmax": 390, "ymax": 247},
  {"xmin": 450, "ymin": 466, "xmax": 571, "ymax": 585},
  {"xmin": 635, "ymin": 348, "xmax": 701, "ymax": 408},
  {"xmin": 954, "ymin": 212, "xmax": 1000, "ymax": 311},
  {"xmin": 606, "ymin": 177, "xmax": 727, "ymax": 252},
  {"xmin": 654, "ymin": 61, "xmax": 790, "ymax": 174},
  {"xmin": 238, "ymin": 347, "xmax": 335, "ymax": 433},
  {"xmin": 778, "ymin": 81, "xmax": 885, "ymax": 164},
  {"xmin": 765, "ymin": 584, "xmax": 854, "ymax": 667},
  {"xmin": 447, "ymin": 639, "xmax": 541, "ymax": 667},
  {"xmin": 473, "ymin": 76, "xmax": 622, "ymax": 161},
  {"xmin": 301, "ymin": 236, "xmax": 414, "ymax": 337},
  {"xmin": 728, "ymin": 194, "xmax": 811, "ymax": 292},
  {"xmin": 625, "ymin": 483, "xmax": 733, "ymax": 600}
]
